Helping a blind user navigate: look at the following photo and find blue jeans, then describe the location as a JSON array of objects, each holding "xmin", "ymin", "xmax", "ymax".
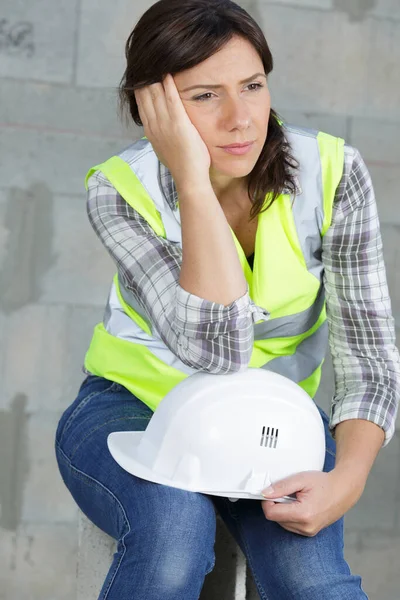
[{"xmin": 55, "ymin": 374, "xmax": 367, "ymax": 600}]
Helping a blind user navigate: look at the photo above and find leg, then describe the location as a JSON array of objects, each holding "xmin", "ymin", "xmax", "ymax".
[
  {"xmin": 211, "ymin": 405, "xmax": 368, "ymax": 600},
  {"xmin": 55, "ymin": 376, "xmax": 217, "ymax": 600}
]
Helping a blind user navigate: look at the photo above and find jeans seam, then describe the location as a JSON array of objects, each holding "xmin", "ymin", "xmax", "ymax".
[
  {"xmin": 68, "ymin": 415, "xmax": 151, "ymax": 461},
  {"xmin": 55, "ymin": 444, "xmax": 131, "ymax": 600},
  {"xmin": 58, "ymin": 381, "xmax": 120, "ymax": 445}
]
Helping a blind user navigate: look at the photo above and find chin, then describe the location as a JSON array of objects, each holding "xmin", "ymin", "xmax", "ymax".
[{"xmin": 214, "ymin": 163, "xmax": 254, "ymax": 177}]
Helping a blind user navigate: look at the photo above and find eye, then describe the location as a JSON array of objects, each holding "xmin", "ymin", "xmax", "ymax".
[
  {"xmin": 247, "ymin": 83, "xmax": 264, "ymax": 92},
  {"xmin": 194, "ymin": 92, "xmax": 215, "ymax": 102},
  {"xmin": 193, "ymin": 82, "xmax": 264, "ymax": 102}
]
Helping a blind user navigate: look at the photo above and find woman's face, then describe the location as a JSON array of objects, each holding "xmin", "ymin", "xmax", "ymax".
[{"xmin": 174, "ymin": 35, "xmax": 271, "ymax": 197}]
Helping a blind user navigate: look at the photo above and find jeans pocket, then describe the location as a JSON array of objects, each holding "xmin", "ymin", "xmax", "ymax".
[{"xmin": 56, "ymin": 379, "xmax": 121, "ymax": 446}]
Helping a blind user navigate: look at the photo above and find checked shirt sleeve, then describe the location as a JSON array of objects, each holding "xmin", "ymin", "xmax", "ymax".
[
  {"xmin": 322, "ymin": 145, "xmax": 400, "ymax": 448},
  {"xmin": 86, "ymin": 169, "xmax": 269, "ymax": 374}
]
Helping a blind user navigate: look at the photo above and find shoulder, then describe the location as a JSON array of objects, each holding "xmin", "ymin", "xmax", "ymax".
[
  {"xmin": 282, "ymin": 122, "xmax": 346, "ymax": 172},
  {"xmin": 282, "ymin": 122, "xmax": 344, "ymax": 144},
  {"xmin": 86, "ymin": 137, "xmax": 158, "ymax": 190},
  {"xmin": 335, "ymin": 145, "xmax": 372, "ymax": 213}
]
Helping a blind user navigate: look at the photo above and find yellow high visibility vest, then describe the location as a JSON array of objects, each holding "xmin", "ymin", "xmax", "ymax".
[{"xmin": 84, "ymin": 125, "xmax": 344, "ymax": 411}]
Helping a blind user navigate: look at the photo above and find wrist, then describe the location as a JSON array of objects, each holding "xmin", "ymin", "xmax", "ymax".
[
  {"xmin": 331, "ymin": 418, "xmax": 384, "ymax": 492},
  {"xmin": 174, "ymin": 175, "xmax": 212, "ymax": 196},
  {"xmin": 333, "ymin": 459, "xmax": 369, "ymax": 484},
  {"xmin": 330, "ymin": 463, "xmax": 367, "ymax": 502}
]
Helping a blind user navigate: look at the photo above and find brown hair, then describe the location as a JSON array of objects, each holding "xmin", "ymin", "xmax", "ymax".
[{"xmin": 118, "ymin": 0, "xmax": 298, "ymax": 220}]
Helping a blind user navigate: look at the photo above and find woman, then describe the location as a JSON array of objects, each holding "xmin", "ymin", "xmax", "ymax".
[{"xmin": 55, "ymin": 0, "xmax": 400, "ymax": 598}]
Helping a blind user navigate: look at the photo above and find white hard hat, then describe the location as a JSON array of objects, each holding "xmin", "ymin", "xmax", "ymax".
[{"xmin": 107, "ymin": 369, "xmax": 326, "ymax": 503}]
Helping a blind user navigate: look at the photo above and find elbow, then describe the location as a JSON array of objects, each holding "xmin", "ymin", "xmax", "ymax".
[
  {"xmin": 175, "ymin": 332, "xmax": 253, "ymax": 374},
  {"xmin": 163, "ymin": 304, "xmax": 255, "ymax": 374}
]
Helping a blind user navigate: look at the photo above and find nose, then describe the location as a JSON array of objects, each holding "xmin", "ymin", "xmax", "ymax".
[{"xmin": 223, "ymin": 95, "xmax": 251, "ymax": 130}]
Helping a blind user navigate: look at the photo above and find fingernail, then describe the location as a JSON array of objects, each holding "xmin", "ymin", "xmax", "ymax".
[{"xmin": 262, "ymin": 486, "xmax": 274, "ymax": 497}]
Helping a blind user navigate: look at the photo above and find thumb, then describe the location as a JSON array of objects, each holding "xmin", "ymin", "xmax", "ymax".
[{"xmin": 262, "ymin": 474, "xmax": 306, "ymax": 499}]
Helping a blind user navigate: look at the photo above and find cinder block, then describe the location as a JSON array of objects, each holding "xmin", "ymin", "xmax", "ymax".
[
  {"xmin": 0, "ymin": 523, "xmax": 77, "ymax": 600},
  {"xmin": 260, "ymin": 0, "xmax": 400, "ymax": 22},
  {"xmin": 0, "ymin": 304, "xmax": 104, "ymax": 412},
  {"xmin": 347, "ymin": 15, "xmax": 400, "ymax": 121},
  {"xmin": 0, "ymin": 311, "xmax": 6, "ymax": 402},
  {"xmin": 0, "ymin": 190, "xmax": 8, "ymax": 273},
  {"xmin": 255, "ymin": 5, "xmax": 400, "ymax": 122},
  {"xmin": 380, "ymin": 224, "xmax": 400, "ymax": 321},
  {"xmin": 76, "ymin": 0, "xmax": 153, "ymax": 88},
  {"xmin": 333, "ymin": 0, "xmax": 400, "ymax": 22},
  {"xmin": 0, "ymin": 79, "xmax": 139, "ymax": 140},
  {"xmin": 344, "ymin": 531, "xmax": 400, "ymax": 599},
  {"xmin": 368, "ymin": 164, "xmax": 400, "ymax": 226},
  {"xmin": 0, "ymin": 305, "xmax": 68, "ymax": 412},
  {"xmin": 21, "ymin": 411, "xmax": 79, "ymax": 524},
  {"xmin": 281, "ymin": 111, "xmax": 348, "ymax": 140},
  {"xmin": 258, "ymin": 5, "xmax": 369, "ymax": 115},
  {"xmin": 0, "ymin": 184, "xmax": 58, "ymax": 311},
  {"xmin": 344, "ymin": 433, "xmax": 399, "ymax": 532},
  {"xmin": 0, "ymin": 184, "xmax": 114, "ymax": 308},
  {"xmin": 40, "ymin": 193, "xmax": 115, "ymax": 306},
  {"xmin": 261, "ymin": 0, "xmax": 331, "ymax": 8},
  {"xmin": 0, "ymin": 128, "xmax": 131, "ymax": 195},
  {"xmin": 372, "ymin": 0, "xmax": 400, "ymax": 20},
  {"xmin": 0, "ymin": 0, "xmax": 78, "ymax": 84},
  {"xmin": 351, "ymin": 118, "xmax": 400, "ymax": 165}
]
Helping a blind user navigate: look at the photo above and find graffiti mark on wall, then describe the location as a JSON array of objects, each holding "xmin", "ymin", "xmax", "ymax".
[{"xmin": 0, "ymin": 19, "xmax": 34, "ymax": 56}]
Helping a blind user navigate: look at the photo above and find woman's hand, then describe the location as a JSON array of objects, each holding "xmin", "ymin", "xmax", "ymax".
[
  {"xmin": 261, "ymin": 469, "xmax": 365, "ymax": 537},
  {"xmin": 134, "ymin": 74, "xmax": 211, "ymax": 187}
]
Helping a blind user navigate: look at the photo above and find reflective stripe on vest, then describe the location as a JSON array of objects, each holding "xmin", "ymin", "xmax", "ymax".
[{"xmin": 84, "ymin": 125, "xmax": 344, "ymax": 410}]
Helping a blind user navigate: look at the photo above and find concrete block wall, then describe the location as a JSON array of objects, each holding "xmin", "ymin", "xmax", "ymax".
[{"xmin": 0, "ymin": 0, "xmax": 399, "ymax": 598}]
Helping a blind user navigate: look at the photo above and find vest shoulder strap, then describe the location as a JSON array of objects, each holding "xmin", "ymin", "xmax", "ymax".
[
  {"xmin": 85, "ymin": 155, "xmax": 166, "ymax": 238},
  {"xmin": 317, "ymin": 131, "xmax": 345, "ymax": 236}
]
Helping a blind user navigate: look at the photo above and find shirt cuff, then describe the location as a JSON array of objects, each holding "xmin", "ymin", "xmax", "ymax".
[
  {"xmin": 175, "ymin": 283, "xmax": 270, "ymax": 339},
  {"xmin": 329, "ymin": 396, "xmax": 397, "ymax": 448}
]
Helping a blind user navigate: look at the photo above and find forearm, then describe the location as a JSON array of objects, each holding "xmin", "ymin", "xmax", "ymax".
[
  {"xmin": 333, "ymin": 418, "xmax": 385, "ymax": 489},
  {"xmin": 176, "ymin": 180, "xmax": 247, "ymax": 306}
]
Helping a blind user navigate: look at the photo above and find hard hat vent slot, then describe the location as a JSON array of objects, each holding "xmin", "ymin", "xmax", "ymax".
[{"xmin": 260, "ymin": 426, "xmax": 279, "ymax": 449}]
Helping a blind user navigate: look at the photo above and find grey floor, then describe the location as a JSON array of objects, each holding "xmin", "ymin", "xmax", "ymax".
[{"xmin": 0, "ymin": 1, "xmax": 399, "ymax": 598}]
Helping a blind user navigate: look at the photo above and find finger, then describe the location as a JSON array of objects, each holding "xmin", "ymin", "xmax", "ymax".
[
  {"xmin": 262, "ymin": 499, "xmax": 304, "ymax": 523},
  {"xmin": 135, "ymin": 81, "xmax": 167, "ymax": 130},
  {"xmin": 134, "ymin": 87, "xmax": 151, "ymax": 129},
  {"xmin": 278, "ymin": 523, "xmax": 308, "ymax": 536},
  {"xmin": 146, "ymin": 80, "xmax": 171, "ymax": 126},
  {"xmin": 262, "ymin": 473, "xmax": 309, "ymax": 500},
  {"xmin": 163, "ymin": 73, "xmax": 191, "ymax": 121}
]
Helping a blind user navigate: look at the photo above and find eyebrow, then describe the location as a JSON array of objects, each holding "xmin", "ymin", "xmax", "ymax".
[{"xmin": 181, "ymin": 72, "xmax": 267, "ymax": 92}]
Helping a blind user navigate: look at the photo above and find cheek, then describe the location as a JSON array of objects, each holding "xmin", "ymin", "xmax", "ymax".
[{"xmin": 186, "ymin": 111, "xmax": 213, "ymax": 143}]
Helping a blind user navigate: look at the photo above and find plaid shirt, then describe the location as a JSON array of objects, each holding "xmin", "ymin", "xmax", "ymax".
[{"xmin": 86, "ymin": 142, "xmax": 400, "ymax": 447}]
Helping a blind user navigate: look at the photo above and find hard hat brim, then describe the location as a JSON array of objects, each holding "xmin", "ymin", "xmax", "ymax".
[{"xmin": 107, "ymin": 431, "xmax": 296, "ymax": 503}]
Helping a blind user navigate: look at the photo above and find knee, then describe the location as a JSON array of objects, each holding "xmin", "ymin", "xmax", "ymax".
[
  {"xmin": 155, "ymin": 541, "xmax": 216, "ymax": 593},
  {"xmin": 125, "ymin": 489, "xmax": 217, "ymax": 591}
]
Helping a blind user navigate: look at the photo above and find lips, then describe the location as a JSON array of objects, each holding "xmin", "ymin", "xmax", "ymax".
[{"xmin": 221, "ymin": 142, "xmax": 254, "ymax": 149}]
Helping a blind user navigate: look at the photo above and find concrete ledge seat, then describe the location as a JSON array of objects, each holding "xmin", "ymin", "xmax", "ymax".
[{"xmin": 77, "ymin": 510, "xmax": 250, "ymax": 599}]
